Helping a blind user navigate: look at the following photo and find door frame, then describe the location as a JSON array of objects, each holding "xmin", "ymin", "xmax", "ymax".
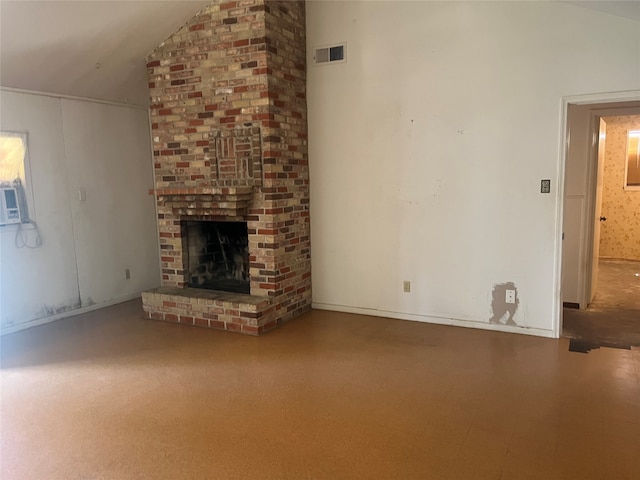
[{"xmin": 555, "ymin": 90, "xmax": 640, "ymax": 338}]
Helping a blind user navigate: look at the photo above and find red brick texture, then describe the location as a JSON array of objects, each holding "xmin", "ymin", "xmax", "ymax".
[{"xmin": 142, "ymin": 0, "xmax": 310, "ymax": 335}]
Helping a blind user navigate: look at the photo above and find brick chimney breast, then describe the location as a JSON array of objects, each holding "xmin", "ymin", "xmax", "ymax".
[{"xmin": 142, "ymin": 0, "xmax": 311, "ymax": 335}]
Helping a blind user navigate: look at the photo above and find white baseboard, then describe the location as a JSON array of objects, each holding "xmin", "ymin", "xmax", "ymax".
[
  {"xmin": 1, "ymin": 293, "xmax": 142, "ymax": 336},
  {"xmin": 311, "ymin": 302, "xmax": 556, "ymax": 339}
]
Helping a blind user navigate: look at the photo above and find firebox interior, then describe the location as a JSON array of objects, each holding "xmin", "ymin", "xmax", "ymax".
[{"xmin": 183, "ymin": 221, "xmax": 249, "ymax": 294}]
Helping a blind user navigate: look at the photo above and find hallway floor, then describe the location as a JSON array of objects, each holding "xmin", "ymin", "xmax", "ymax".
[
  {"xmin": 563, "ymin": 258, "xmax": 640, "ymax": 348},
  {"xmin": 2, "ymin": 300, "xmax": 639, "ymax": 479}
]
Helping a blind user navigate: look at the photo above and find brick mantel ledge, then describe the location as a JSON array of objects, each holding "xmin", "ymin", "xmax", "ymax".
[
  {"xmin": 155, "ymin": 187, "xmax": 254, "ymax": 196},
  {"xmin": 156, "ymin": 186, "xmax": 254, "ymax": 218}
]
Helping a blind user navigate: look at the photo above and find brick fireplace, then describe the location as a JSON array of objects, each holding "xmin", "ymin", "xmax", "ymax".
[{"xmin": 141, "ymin": 0, "xmax": 311, "ymax": 335}]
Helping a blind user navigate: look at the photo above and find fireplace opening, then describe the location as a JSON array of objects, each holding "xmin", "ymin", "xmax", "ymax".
[{"xmin": 183, "ymin": 220, "xmax": 250, "ymax": 294}]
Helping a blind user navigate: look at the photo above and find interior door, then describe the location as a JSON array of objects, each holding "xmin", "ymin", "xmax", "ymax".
[{"xmin": 589, "ymin": 117, "xmax": 606, "ymax": 304}]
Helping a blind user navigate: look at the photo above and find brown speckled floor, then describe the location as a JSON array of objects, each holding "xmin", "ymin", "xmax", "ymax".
[
  {"xmin": 563, "ymin": 258, "xmax": 640, "ymax": 346},
  {"xmin": 2, "ymin": 300, "xmax": 639, "ymax": 479}
]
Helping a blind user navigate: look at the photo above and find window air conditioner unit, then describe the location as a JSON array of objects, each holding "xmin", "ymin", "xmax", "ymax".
[{"xmin": 0, "ymin": 187, "xmax": 22, "ymax": 225}]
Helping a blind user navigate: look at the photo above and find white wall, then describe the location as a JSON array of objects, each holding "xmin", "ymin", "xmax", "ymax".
[
  {"xmin": 306, "ymin": 1, "xmax": 640, "ymax": 336},
  {"xmin": 0, "ymin": 90, "xmax": 160, "ymax": 333}
]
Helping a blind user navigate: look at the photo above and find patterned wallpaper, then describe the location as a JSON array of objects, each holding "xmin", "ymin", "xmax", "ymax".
[{"xmin": 599, "ymin": 115, "xmax": 640, "ymax": 261}]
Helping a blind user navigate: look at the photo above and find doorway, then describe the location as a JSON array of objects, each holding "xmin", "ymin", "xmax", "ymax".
[{"xmin": 560, "ymin": 101, "xmax": 640, "ymax": 348}]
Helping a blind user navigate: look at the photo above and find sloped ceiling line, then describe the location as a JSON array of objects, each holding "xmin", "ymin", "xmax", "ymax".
[{"xmin": 1, "ymin": 1, "xmax": 638, "ymax": 105}]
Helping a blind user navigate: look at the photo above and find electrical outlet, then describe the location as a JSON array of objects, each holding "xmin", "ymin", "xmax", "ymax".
[
  {"xmin": 125, "ymin": 268, "xmax": 131, "ymax": 280},
  {"xmin": 505, "ymin": 289, "xmax": 516, "ymax": 304},
  {"xmin": 540, "ymin": 179, "xmax": 551, "ymax": 194},
  {"xmin": 403, "ymin": 280, "xmax": 411, "ymax": 293}
]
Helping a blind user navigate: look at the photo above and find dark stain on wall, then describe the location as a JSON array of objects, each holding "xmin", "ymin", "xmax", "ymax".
[
  {"xmin": 37, "ymin": 298, "xmax": 82, "ymax": 319},
  {"xmin": 490, "ymin": 282, "xmax": 519, "ymax": 326}
]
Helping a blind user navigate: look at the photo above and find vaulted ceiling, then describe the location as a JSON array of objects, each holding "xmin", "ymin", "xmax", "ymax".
[
  {"xmin": 1, "ymin": 1, "xmax": 638, "ymax": 106},
  {"xmin": 0, "ymin": 0, "xmax": 209, "ymax": 105}
]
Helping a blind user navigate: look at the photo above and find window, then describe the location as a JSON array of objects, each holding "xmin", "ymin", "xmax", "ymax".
[
  {"xmin": 0, "ymin": 131, "xmax": 41, "ymax": 246},
  {"xmin": 0, "ymin": 132, "xmax": 27, "ymax": 183},
  {"xmin": 625, "ymin": 130, "xmax": 640, "ymax": 190},
  {"xmin": 0, "ymin": 131, "xmax": 34, "ymax": 223}
]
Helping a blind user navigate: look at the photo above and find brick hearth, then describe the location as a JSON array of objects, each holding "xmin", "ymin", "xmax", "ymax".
[{"xmin": 142, "ymin": 0, "xmax": 310, "ymax": 335}]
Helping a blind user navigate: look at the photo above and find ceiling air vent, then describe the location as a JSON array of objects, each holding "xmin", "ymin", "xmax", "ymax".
[{"xmin": 314, "ymin": 44, "xmax": 346, "ymax": 65}]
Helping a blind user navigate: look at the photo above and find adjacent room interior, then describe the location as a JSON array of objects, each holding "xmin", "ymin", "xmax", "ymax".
[
  {"xmin": 562, "ymin": 104, "xmax": 640, "ymax": 350},
  {"xmin": 1, "ymin": 1, "xmax": 639, "ymax": 478}
]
